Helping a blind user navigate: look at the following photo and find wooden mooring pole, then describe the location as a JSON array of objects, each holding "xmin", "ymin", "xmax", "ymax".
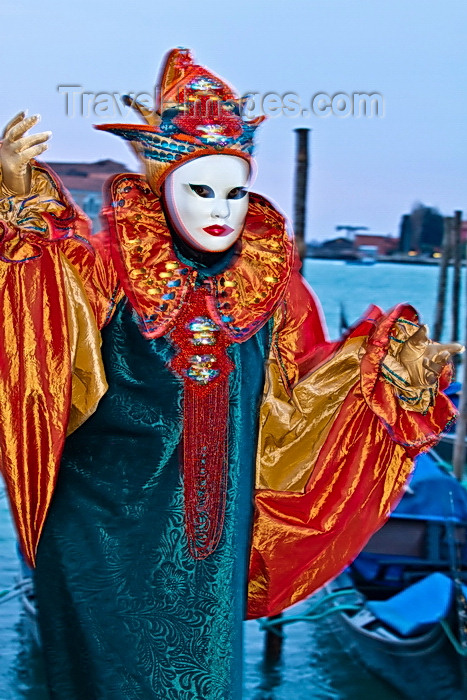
[
  {"xmin": 293, "ymin": 128, "xmax": 310, "ymax": 262},
  {"xmin": 262, "ymin": 129, "xmax": 312, "ymax": 664},
  {"xmin": 263, "ymin": 614, "xmax": 283, "ymax": 664},
  {"xmin": 433, "ymin": 217, "xmax": 452, "ymax": 341},
  {"xmin": 451, "ymin": 211, "xmax": 463, "ymax": 350},
  {"xmin": 452, "ymin": 210, "xmax": 466, "ymax": 482}
]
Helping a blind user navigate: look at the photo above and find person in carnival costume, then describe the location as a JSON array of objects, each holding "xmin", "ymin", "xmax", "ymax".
[{"xmin": 0, "ymin": 48, "xmax": 462, "ymax": 700}]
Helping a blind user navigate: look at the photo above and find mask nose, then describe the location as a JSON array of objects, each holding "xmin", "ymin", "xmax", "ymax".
[{"xmin": 211, "ymin": 198, "xmax": 230, "ymax": 220}]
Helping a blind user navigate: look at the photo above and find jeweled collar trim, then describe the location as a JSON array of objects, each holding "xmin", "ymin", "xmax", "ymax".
[{"xmin": 102, "ymin": 174, "xmax": 294, "ymax": 341}]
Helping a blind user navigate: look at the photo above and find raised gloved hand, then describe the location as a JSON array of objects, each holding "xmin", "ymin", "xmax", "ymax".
[
  {"xmin": 381, "ymin": 318, "xmax": 463, "ymax": 413},
  {"xmin": 0, "ymin": 112, "xmax": 51, "ymax": 195},
  {"xmin": 399, "ymin": 324, "xmax": 463, "ymax": 387}
]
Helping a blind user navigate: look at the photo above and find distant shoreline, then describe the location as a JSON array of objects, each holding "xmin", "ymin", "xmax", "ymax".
[{"xmin": 306, "ymin": 255, "xmax": 447, "ymax": 266}]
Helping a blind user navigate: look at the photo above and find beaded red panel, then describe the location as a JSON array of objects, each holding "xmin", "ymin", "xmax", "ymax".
[{"xmin": 169, "ymin": 288, "xmax": 234, "ymax": 558}]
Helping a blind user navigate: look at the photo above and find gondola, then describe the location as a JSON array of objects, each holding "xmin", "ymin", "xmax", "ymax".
[{"xmin": 320, "ymin": 451, "xmax": 467, "ymax": 700}]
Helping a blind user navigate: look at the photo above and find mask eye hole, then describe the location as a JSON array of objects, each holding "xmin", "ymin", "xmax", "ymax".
[
  {"xmin": 189, "ymin": 184, "xmax": 214, "ymax": 198},
  {"xmin": 227, "ymin": 187, "xmax": 247, "ymax": 200}
]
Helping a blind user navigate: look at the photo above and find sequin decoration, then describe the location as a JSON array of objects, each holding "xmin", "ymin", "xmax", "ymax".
[
  {"xmin": 186, "ymin": 76, "xmax": 222, "ymax": 92},
  {"xmin": 186, "ymin": 355, "xmax": 219, "ymax": 385},
  {"xmin": 188, "ymin": 317, "xmax": 219, "ymax": 346}
]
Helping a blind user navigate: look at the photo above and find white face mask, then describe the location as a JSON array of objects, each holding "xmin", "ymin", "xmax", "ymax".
[{"xmin": 163, "ymin": 155, "xmax": 250, "ymax": 253}]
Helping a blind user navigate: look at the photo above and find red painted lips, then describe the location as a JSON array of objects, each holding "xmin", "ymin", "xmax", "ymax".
[{"xmin": 202, "ymin": 225, "xmax": 234, "ymax": 237}]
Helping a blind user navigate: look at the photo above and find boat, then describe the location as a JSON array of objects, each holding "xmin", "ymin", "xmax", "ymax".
[
  {"xmin": 346, "ymin": 244, "xmax": 378, "ymax": 265},
  {"xmin": 319, "ymin": 451, "xmax": 467, "ymax": 700},
  {"xmin": 345, "ymin": 256, "xmax": 377, "ymax": 266}
]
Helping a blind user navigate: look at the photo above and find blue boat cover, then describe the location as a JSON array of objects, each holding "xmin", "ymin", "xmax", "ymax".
[
  {"xmin": 352, "ymin": 555, "xmax": 404, "ymax": 583},
  {"xmin": 444, "ymin": 381, "xmax": 462, "ymax": 397},
  {"xmin": 394, "ymin": 452, "xmax": 467, "ymax": 521},
  {"xmin": 443, "ymin": 382, "xmax": 460, "ymax": 431},
  {"xmin": 367, "ymin": 572, "xmax": 453, "ymax": 636}
]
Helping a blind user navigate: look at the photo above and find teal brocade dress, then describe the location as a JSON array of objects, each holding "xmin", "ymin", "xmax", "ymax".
[{"xmin": 34, "ymin": 254, "xmax": 271, "ymax": 700}]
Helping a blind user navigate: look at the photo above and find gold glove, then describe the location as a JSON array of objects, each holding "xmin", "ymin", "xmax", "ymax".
[
  {"xmin": 0, "ymin": 112, "xmax": 51, "ymax": 195},
  {"xmin": 382, "ymin": 318, "xmax": 463, "ymax": 413},
  {"xmin": 398, "ymin": 324, "xmax": 463, "ymax": 387}
]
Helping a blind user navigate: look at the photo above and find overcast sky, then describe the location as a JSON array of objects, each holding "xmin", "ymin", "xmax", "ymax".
[{"xmin": 1, "ymin": 0, "xmax": 466, "ymax": 240}]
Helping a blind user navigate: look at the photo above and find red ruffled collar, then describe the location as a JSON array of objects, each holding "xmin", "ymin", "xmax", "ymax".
[{"xmin": 102, "ymin": 173, "xmax": 294, "ymax": 341}]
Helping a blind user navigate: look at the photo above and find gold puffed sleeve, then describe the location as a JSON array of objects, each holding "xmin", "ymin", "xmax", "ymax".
[
  {"xmin": 249, "ymin": 303, "xmax": 456, "ymax": 619},
  {"xmin": 0, "ymin": 159, "xmax": 124, "ymax": 329},
  {"xmin": 61, "ymin": 254, "xmax": 108, "ymax": 435},
  {"xmin": 0, "ymin": 163, "xmax": 67, "ymax": 232},
  {"xmin": 0, "ymin": 161, "xmax": 119, "ymax": 565}
]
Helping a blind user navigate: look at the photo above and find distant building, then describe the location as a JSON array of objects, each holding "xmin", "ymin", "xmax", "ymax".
[
  {"xmin": 397, "ymin": 204, "xmax": 444, "ymax": 255},
  {"xmin": 310, "ymin": 233, "xmax": 398, "ymax": 260},
  {"xmin": 46, "ymin": 159, "xmax": 131, "ymax": 232},
  {"xmin": 398, "ymin": 214, "xmax": 412, "ymax": 253},
  {"xmin": 353, "ymin": 233, "xmax": 399, "ymax": 256},
  {"xmin": 461, "ymin": 220, "xmax": 467, "ymax": 243},
  {"xmin": 311, "ymin": 236, "xmax": 358, "ymax": 260}
]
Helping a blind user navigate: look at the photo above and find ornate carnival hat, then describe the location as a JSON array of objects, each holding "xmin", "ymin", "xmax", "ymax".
[{"xmin": 96, "ymin": 48, "xmax": 265, "ymax": 194}]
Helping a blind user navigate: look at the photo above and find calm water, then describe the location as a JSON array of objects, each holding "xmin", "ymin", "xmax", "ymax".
[
  {"xmin": 0, "ymin": 260, "xmax": 462, "ymax": 699},
  {"xmin": 303, "ymin": 258, "xmax": 463, "ymax": 342}
]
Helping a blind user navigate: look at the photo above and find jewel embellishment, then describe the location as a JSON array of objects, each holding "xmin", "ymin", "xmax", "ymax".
[
  {"xmin": 188, "ymin": 316, "xmax": 219, "ymax": 346},
  {"xmin": 186, "ymin": 355, "xmax": 219, "ymax": 384},
  {"xmin": 187, "ymin": 76, "xmax": 222, "ymax": 92},
  {"xmin": 185, "ymin": 318, "xmax": 220, "ymax": 383}
]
